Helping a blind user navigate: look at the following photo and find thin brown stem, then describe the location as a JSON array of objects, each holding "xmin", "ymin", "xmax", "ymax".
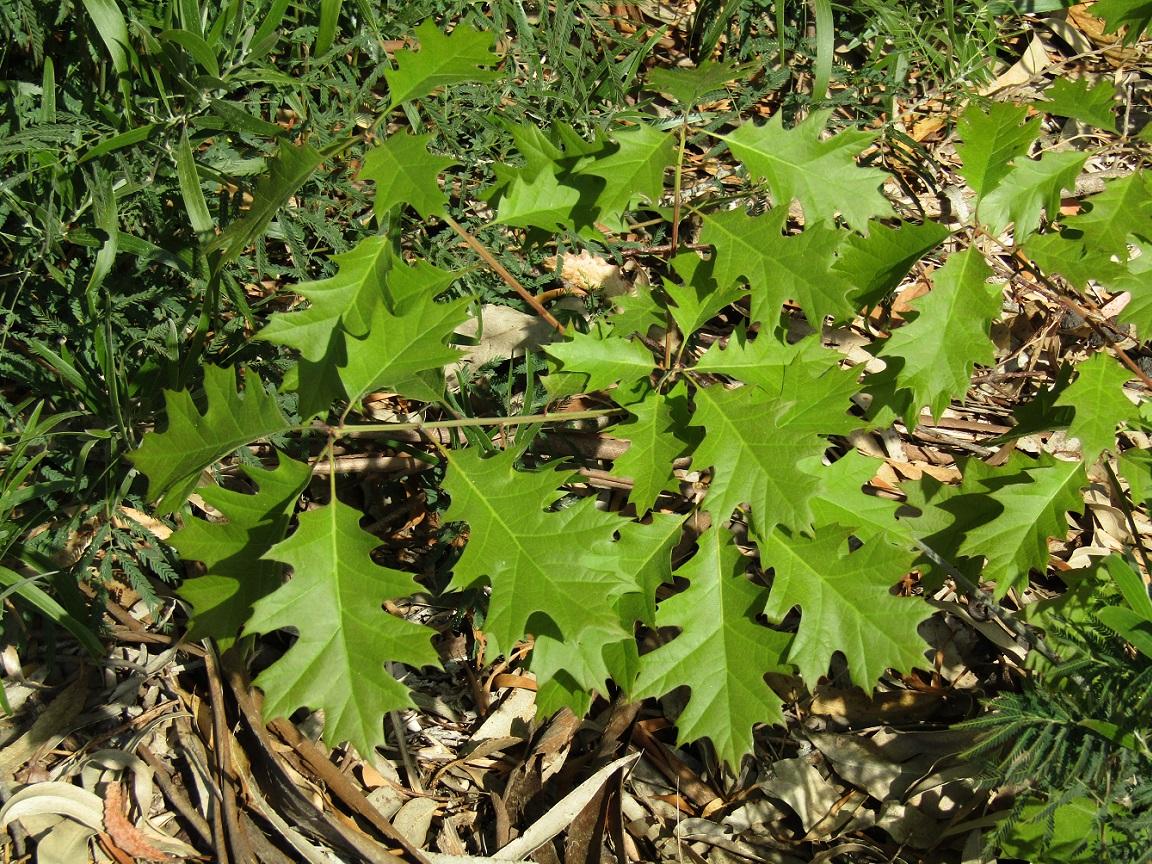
[
  {"xmin": 664, "ymin": 117, "xmax": 691, "ymax": 371},
  {"xmin": 442, "ymin": 213, "xmax": 566, "ymax": 333},
  {"xmin": 983, "ymin": 228, "xmax": 1152, "ymax": 391},
  {"xmin": 319, "ymin": 408, "xmax": 621, "ymax": 437},
  {"xmin": 1102, "ymin": 460, "xmax": 1152, "ymax": 580}
]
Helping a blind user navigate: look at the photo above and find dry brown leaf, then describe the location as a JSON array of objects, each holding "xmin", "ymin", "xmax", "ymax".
[{"xmin": 101, "ymin": 782, "xmax": 174, "ymax": 862}]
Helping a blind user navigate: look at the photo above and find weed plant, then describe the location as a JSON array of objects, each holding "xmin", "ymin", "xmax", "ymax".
[{"xmin": 2, "ymin": 1, "xmax": 1152, "ymax": 860}]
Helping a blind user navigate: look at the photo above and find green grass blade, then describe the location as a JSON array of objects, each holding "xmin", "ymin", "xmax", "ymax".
[
  {"xmin": 810, "ymin": 0, "xmax": 833, "ymax": 102},
  {"xmin": 78, "ymin": 124, "xmax": 157, "ymax": 164},
  {"xmin": 178, "ymin": 0, "xmax": 203, "ymax": 37},
  {"xmin": 80, "ymin": 0, "xmax": 136, "ymax": 109},
  {"xmin": 249, "ymin": 0, "xmax": 292, "ymax": 60},
  {"xmin": 160, "ymin": 28, "xmax": 221, "ymax": 79},
  {"xmin": 205, "ymin": 141, "xmax": 331, "ymax": 266},
  {"xmin": 40, "ymin": 57, "xmax": 56, "ymax": 124},
  {"xmin": 176, "ymin": 128, "xmax": 214, "ymax": 237},
  {"xmin": 0, "ymin": 566, "xmax": 104, "ymax": 659},
  {"xmin": 83, "ymin": 167, "xmax": 119, "ymax": 312},
  {"xmin": 317, "ymin": 0, "xmax": 343, "ymax": 55}
]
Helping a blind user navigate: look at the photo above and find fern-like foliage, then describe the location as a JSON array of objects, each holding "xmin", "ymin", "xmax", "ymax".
[{"xmin": 961, "ymin": 569, "xmax": 1152, "ymax": 863}]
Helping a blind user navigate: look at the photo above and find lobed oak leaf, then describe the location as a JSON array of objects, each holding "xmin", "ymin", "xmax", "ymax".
[
  {"xmin": 1062, "ymin": 172, "xmax": 1152, "ymax": 258},
  {"xmin": 699, "ymin": 207, "xmax": 853, "ymax": 327},
  {"xmin": 663, "ymin": 252, "xmax": 745, "ymax": 339},
  {"xmin": 442, "ymin": 448, "xmax": 649, "ymax": 657},
  {"xmin": 869, "ymin": 248, "xmax": 1001, "ymax": 428},
  {"xmin": 130, "ymin": 365, "xmax": 293, "ymax": 513},
  {"xmin": 646, "ymin": 60, "xmax": 754, "ymax": 107},
  {"xmin": 956, "ymin": 102, "xmax": 1039, "ymax": 197},
  {"xmin": 360, "ymin": 131, "xmax": 457, "ymax": 220},
  {"xmin": 205, "ymin": 142, "xmax": 328, "ymax": 265},
  {"xmin": 543, "ymin": 324, "xmax": 655, "ymax": 402},
  {"xmin": 495, "ymin": 167, "xmax": 582, "ymax": 230},
  {"xmin": 633, "ymin": 527, "xmax": 790, "ymax": 769},
  {"xmin": 758, "ymin": 526, "xmax": 929, "ymax": 689},
  {"xmin": 576, "ymin": 124, "xmax": 675, "ymax": 229},
  {"xmin": 258, "ymin": 235, "xmax": 393, "ymax": 359},
  {"xmin": 690, "ymin": 383, "xmax": 828, "ymax": 533},
  {"xmin": 1091, "ymin": 0, "xmax": 1152, "ymax": 42},
  {"xmin": 720, "ymin": 110, "xmax": 892, "ymax": 230},
  {"xmin": 977, "ymin": 150, "xmax": 1086, "ymax": 239},
  {"xmin": 1051, "ymin": 352, "xmax": 1140, "ymax": 462},
  {"xmin": 934, "ymin": 454, "xmax": 1087, "ymax": 598},
  {"xmin": 834, "ymin": 219, "xmax": 950, "ymax": 310},
  {"xmin": 245, "ymin": 500, "xmax": 439, "ymax": 757},
  {"xmin": 338, "ymin": 288, "xmax": 469, "ymax": 404},
  {"xmin": 385, "ymin": 20, "xmax": 501, "ymax": 109},
  {"xmin": 171, "ymin": 453, "xmax": 311, "ymax": 650},
  {"xmin": 1033, "ymin": 77, "xmax": 1119, "ymax": 132},
  {"xmin": 612, "ymin": 384, "xmax": 697, "ymax": 514}
]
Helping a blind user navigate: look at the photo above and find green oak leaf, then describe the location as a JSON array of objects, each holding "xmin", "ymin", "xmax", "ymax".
[
  {"xmin": 633, "ymin": 527, "xmax": 791, "ymax": 769},
  {"xmin": 721, "ymin": 110, "xmax": 893, "ymax": 230},
  {"xmin": 956, "ymin": 101, "xmax": 1039, "ymax": 197},
  {"xmin": 495, "ymin": 167, "xmax": 582, "ymax": 230},
  {"xmin": 171, "ymin": 453, "xmax": 311, "ymax": 650},
  {"xmin": 530, "ymin": 507, "xmax": 680, "ymax": 715},
  {"xmin": 130, "ymin": 365, "xmax": 293, "ymax": 512},
  {"xmin": 1022, "ymin": 229, "xmax": 1125, "ymax": 289},
  {"xmin": 1051, "ymin": 352, "xmax": 1139, "ymax": 462},
  {"xmin": 577, "ymin": 125, "xmax": 675, "ymax": 228},
  {"xmin": 809, "ymin": 451, "xmax": 910, "ymax": 546},
  {"xmin": 1003, "ymin": 363, "xmax": 1076, "ymax": 444},
  {"xmin": 205, "ymin": 141, "xmax": 328, "ymax": 264},
  {"xmin": 609, "ymin": 287, "xmax": 666, "ymax": 339},
  {"xmin": 532, "ymin": 623, "xmax": 638, "ymax": 718},
  {"xmin": 385, "ymin": 20, "xmax": 501, "ymax": 109},
  {"xmin": 943, "ymin": 454, "xmax": 1086, "ymax": 598},
  {"xmin": 1091, "ymin": 0, "xmax": 1152, "ymax": 42},
  {"xmin": 488, "ymin": 122, "xmax": 612, "ymax": 233},
  {"xmin": 258, "ymin": 235, "xmax": 393, "ymax": 358},
  {"xmin": 1022, "ymin": 231, "xmax": 1152, "ymax": 339},
  {"xmin": 901, "ymin": 473, "xmax": 984, "ymax": 588},
  {"xmin": 286, "ymin": 329, "xmax": 349, "ymax": 421},
  {"xmin": 759, "ymin": 525, "xmax": 929, "ymax": 688},
  {"xmin": 338, "ymin": 289, "xmax": 469, "ymax": 404},
  {"xmin": 646, "ymin": 60, "xmax": 754, "ymax": 106},
  {"xmin": 834, "ymin": 220, "xmax": 950, "ymax": 309},
  {"xmin": 1062, "ymin": 172, "xmax": 1152, "ymax": 258},
  {"xmin": 663, "ymin": 252, "xmax": 745, "ymax": 338},
  {"xmin": 360, "ymin": 131, "xmax": 457, "ymax": 220},
  {"xmin": 612, "ymin": 384, "xmax": 696, "ymax": 513},
  {"xmin": 389, "ymin": 256, "xmax": 460, "ymax": 308},
  {"xmin": 245, "ymin": 500, "xmax": 439, "ymax": 756},
  {"xmin": 694, "ymin": 327, "xmax": 805, "ymax": 385},
  {"xmin": 580, "ymin": 124, "xmax": 672, "ymax": 228},
  {"xmin": 543, "ymin": 324, "xmax": 654, "ymax": 402},
  {"xmin": 977, "ymin": 150, "xmax": 1086, "ymax": 239},
  {"xmin": 699, "ymin": 207, "xmax": 853, "ymax": 326},
  {"xmin": 443, "ymin": 448, "xmax": 645, "ymax": 657},
  {"xmin": 690, "ymin": 383, "xmax": 828, "ymax": 533},
  {"xmin": 695, "ymin": 330, "xmax": 860, "ymax": 435},
  {"xmin": 1120, "ymin": 449, "xmax": 1152, "ymax": 509},
  {"xmin": 1109, "ymin": 244, "xmax": 1152, "ymax": 338},
  {"xmin": 585, "ymin": 513, "xmax": 684, "ymax": 627},
  {"xmin": 526, "ymin": 514, "xmax": 683, "ymax": 718},
  {"xmin": 523, "ymin": 516, "xmax": 682, "ymax": 716},
  {"xmin": 501, "ymin": 121, "xmax": 566, "ymax": 178},
  {"xmin": 1033, "ymin": 77, "xmax": 1118, "ymax": 132},
  {"xmin": 870, "ymin": 248, "xmax": 1001, "ymax": 428}
]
